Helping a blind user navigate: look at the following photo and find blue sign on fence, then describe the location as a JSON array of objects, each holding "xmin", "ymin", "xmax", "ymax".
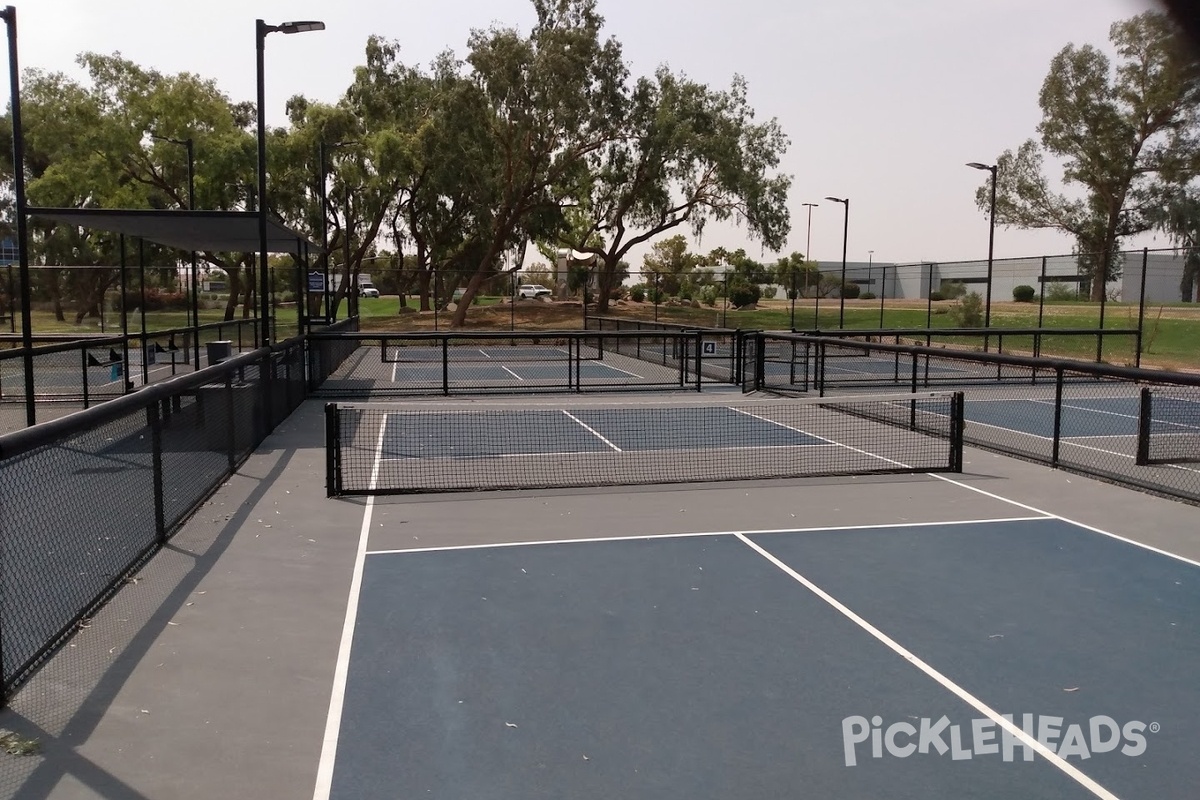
[{"xmin": 308, "ymin": 272, "xmax": 325, "ymax": 292}]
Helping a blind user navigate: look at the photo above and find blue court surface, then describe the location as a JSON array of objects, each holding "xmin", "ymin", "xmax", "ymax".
[
  {"xmin": 379, "ymin": 406, "xmax": 825, "ymax": 459},
  {"xmin": 320, "ymin": 517, "xmax": 1200, "ymax": 799},
  {"xmin": 940, "ymin": 395, "xmax": 1199, "ymax": 441}
]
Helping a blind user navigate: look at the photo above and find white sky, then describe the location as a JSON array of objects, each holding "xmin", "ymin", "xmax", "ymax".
[{"xmin": 11, "ymin": 0, "xmax": 1181, "ymax": 268}]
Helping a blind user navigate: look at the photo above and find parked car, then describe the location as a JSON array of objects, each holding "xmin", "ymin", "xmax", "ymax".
[
  {"xmin": 517, "ymin": 284, "xmax": 552, "ymax": 299},
  {"xmin": 359, "ymin": 284, "xmax": 380, "ymax": 298}
]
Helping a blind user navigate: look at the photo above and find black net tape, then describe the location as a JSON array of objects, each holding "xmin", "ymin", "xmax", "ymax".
[{"xmin": 328, "ymin": 391, "xmax": 963, "ymax": 496}]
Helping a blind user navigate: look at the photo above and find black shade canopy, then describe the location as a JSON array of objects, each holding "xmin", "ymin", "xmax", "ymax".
[{"xmin": 30, "ymin": 208, "xmax": 316, "ymax": 253}]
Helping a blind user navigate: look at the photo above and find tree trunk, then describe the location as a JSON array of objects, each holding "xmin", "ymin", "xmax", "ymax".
[
  {"xmin": 449, "ymin": 269, "xmax": 490, "ymax": 327},
  {"xmin": 596, "ymin": 259, "xmax": 616, "ymax": 313}
]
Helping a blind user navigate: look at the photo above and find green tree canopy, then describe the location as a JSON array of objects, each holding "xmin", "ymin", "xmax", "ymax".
[{"xmin": 979, "ymin": 11, "xmax": 1200, "ymax": 299}]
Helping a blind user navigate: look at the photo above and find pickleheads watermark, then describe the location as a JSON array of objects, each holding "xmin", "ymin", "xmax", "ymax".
[{"xmin": 841, "ymin": 714, "xmax": 1158, "ymax": 767}]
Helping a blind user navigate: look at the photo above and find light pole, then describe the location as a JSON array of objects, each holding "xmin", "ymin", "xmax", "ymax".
[
  {"xmin": 802, "ymin": 202, "xmax": 818, "ymax": 328},
  {"xmin": 825, "ymin": 196, "xmax": 849, "ymax": 328},
  {"xmin": 967, "ymin": 162, "xmax": 998, "ymax": 329},
  {"xmin": 257, "ymin": 18, "xmax": 325, "ymax": 347},
  {"xmin": 152, "ymin": 133, "xmax": 199, "ymax": 366},
  {"xmin": 2, "ymin": 5, "xmax": 34, "ymax": 426},
  {"xmin": 319, "ymin": 139, "xmax": 359, "ymax": 321}
]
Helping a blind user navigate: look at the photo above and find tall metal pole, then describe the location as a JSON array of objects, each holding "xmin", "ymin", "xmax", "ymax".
[
  {"xmin": 255, "ymin": 20, "xmax": 272, "ymax": 347},
  {"xmin": 184, "ymin": 139, "xmax": 202, "ymax": 370},
  {"xmin": 3, "ymin": 6, "xmax": 35, "ymax": 426},
  {"xmin": 824, "ymin": 196, "xmax": 849, "ymax": 328},
  {"xmin": 985, "ymin": 167, "xmax": 997, "ymax": 329},
  {"xmin": 319, "ymin": 141, "xmax": 330, "ymax": 321},
  {"xmin": 138, "ymin": 239, "xmax": 149, "ymax": 386},
  {"xmin": 802, "ymin": 202, "xmax": 817, "ymax": 329}
]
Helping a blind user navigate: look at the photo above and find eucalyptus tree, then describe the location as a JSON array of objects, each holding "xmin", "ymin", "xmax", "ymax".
[
  {"xmin": 978, "ymin": 11, "xmax": 1200, "ymax": 298},
  {"xmin": 558, "ymin": 67, "xmax": 791, "ymax": 312}
]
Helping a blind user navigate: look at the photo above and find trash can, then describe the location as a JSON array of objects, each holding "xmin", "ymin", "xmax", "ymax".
[{"xmin": 207, "ymin": 340, "xmax": 233, "ymax": 365}]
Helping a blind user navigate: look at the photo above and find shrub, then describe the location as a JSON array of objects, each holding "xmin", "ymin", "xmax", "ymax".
[
  {"xmin": 630, "ymin": 285, "xmax": 646, "ymax": 302},
  {"xmin": 700, "ymin": 286, "xmax": 718, "ymax": 307},
  {"xmin": 677, "ymin": 286, "xmax": 693, "ymax": 301},
  {"xmin": 841, "ymin": 282, "xmax": 861, "ymax": 299},
  {"xmin": 940, "ymin": 281, "xmax": 967, "ymax": 300},
  {"xmin": 648, "ymin": 286, "xmax": 663, "ymax": 303},
  {"xmin": 860, "ymin": 292, "xmax": 876, "ymax": 300},
  {"xmin": 1045, "ymin": 282, "xmax": 1078, "ymax": 301},
  {"xmin": 928, "ymin": 291, "xmax": 946, "ymax": 302},
  {"xmin": 1012, "ymin": 284, "xmax": 1037, "ymax": 303},
  {"xmin": 951, "ymin": 291, "xmax": 985, "ymax": 328},
  {"xmin": 609, "ymin": 287, "xmax": 625, "ymax": 301},
  {"xmin": 728, "ymin": 282, "xmax": 761, "ymax": 308},
  {"xmin": 760, "ymin": 285, "xmax": 778, "ymax": 300}
]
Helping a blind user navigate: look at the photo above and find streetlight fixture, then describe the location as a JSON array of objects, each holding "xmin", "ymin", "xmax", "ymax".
[
  {"xmin": 967, "ymin": 162, "xmax": 998, "ymax": 329},
  {"xmin": 801, "ymin": 202, "xmax": 818, "ymax": 328},
  {"xmin": 825, "ymin": 196, "xmax": 849, "ymax": 328},
  {"xmin": 256, "ymin": 18, "xmax": 325, "ymax": 347},
  {"xmin": 2, "ymin": 5, "xmax": 35, "ymax": 425}
]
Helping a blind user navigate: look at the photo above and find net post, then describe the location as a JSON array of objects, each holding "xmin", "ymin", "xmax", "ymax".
[
  {"xmin": 148, "ymin": 401, "xmax": 167, "ymax": 544},
  {"xmin": 1051, "ymin": 367, "xmax": 1064, "ymax": 466},
  {"xmin": 1135, "ymin": 387, "xmax": 1152, "ymax": 466},
  {"xmin": 950, "ymin": 391, "xmax": 965, "ymax": 472},
  {"xmin": 441, "ymin": 337, "xmax": 449, "ymax": 396},
  {"xmin": 325, "ymin": 402, "xmax": 340, "ymax": 497}
]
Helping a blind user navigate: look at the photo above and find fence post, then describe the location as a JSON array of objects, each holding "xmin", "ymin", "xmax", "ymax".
[
  {"xmin": 1037, "ymin": 256, "xmax": 1047, "ymax": 328},
  {"xmin": 1135, "ymin": 248, "xmax": 1148, "ymax": 368},
  {"xmin": 879, "ymin": 267, "xmax": 886, "ymax": 328},
  {"xmin": 148, "ymin": 402, "xmax": 167, "ymax": 543},
  {"xmin": 925, "ymin": 263, "xmax": 934, "ymax": 329},
  {"xmin": 225, "ymin": 372, "xmax": 237, "ymax": 470},
  {"xmin": 694, "ymin": 331, "xmax": 703, "ymax": 392},
  {"xmin": 80, "ymin": 347, "xmax": 90, "ymax": 409},
  {"xmin": 1096, "ymin": 256, "xmax": 1108, "ymax": 362},
  {"xmin": 441, "ymin": 336, "xmax": 449, "ymax": 396},
  {"xmin": 1051, "ymin": 367, "xmax": 1064, "ymax": 466}
]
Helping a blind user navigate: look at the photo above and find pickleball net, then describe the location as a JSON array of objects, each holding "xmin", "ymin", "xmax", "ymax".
[
  {"xmin": 1137, "ymin": 386, "xmax": 1200, "ymax": 465},
  {"xmin": 325, "ymin": 390, "xmax": 965, "ymax": 496}
]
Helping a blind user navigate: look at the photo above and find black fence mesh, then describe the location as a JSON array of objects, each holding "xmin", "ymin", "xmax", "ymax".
[
  {"xmin": 0, "ymin": 337, "xmax": 310, "ymax": 698},
  {"xmin": 310, "ymin": 331, "xmax": 745, "ymax": 397},
  {"xmin": 326, "ymin": 391, "xmax": 964, "ymax": 496},
  {"xmin": 747, "ymin": 332, "xmax": 1200, "ymax": 506}
]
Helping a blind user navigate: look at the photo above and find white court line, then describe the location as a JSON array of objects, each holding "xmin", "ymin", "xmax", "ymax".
[
  {"xmin": 312, "ymin": 413, "xmax": 389, "ymax": 800},
  {"xmin": 728, "ymin": 406, "xmax": 910, "ymax": 469},
  {"xmin": 363, "ymin": 516, "xmax": 1053, "ymax": 556},
  {"xmin": 736, "ymin": 533, "xmax": 1121, "ymax": 800},
  {"xmin": 912, "ymin": 403, "xmax": 1200, "ymax": 475},
  {"xmin": 595, "ymin": 363, "xmax": 645, "ymax": 379},
  {"xmin": 561, "ymin": 410, "xmax": 623, "ymax": 452},
  {"xmin": 929, "ymin": 472, "xmax": 1200, "ymax": 570},
  {"xmin": 391, "ymin": 353, "xmax": 398, "ymax": 384},
  {"xmin": 500, "ymin": 365, "xmax": 525, "ymax": 381},
  {"xmin": 479, "ymin": 349, "xmax": 493, "ymax": 359}
]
